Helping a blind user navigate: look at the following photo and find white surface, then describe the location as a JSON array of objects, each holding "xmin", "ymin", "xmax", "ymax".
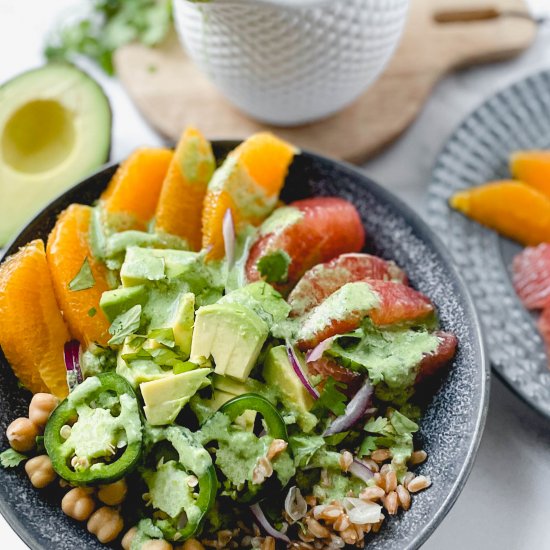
[
  {"xmin": 1, "ymin": 1, "xmax": 550, "ymax": 548},
  {"xmin": 173, "ymin": 0, "xmax": 408, "ymax": 125}
]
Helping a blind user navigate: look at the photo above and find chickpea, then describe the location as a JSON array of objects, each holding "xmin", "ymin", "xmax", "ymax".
[
  {"xmin": 143, "ymin": 541, "xmax": 173, "ymax": 550},
  {"xmin": 7, "ymin": 417, "xmax": 39, "ymax": 452},
  {"xmin": 28, "ymin": 393, "xmax": 59, "ymax": 427},
  {"xmin": 98, "ymin": 478, "xmax": 127, "ymax": 506},
  {"xmin": 121, "ymin": 527, "xmax": 138, "ymax": 550},
  {"xmin": 87, "ymin": 506, "xmax": 124, "ymax": 543},
  {"xmin": 25, "ymin": 455, "xmax": 56, "ymax": 488},
  {"xmin": 61, "ymin": 487, "xmax": 95, "ymax": 521},
  {"xmin": 180, "ymin": 540, "xmax": 205, "ymax": 550}
]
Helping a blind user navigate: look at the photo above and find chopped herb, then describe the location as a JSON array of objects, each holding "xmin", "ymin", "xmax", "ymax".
[
  {"xmin": 35, "ymin": 436, "xmax": 45, "ymax": 453},
  {"xmin": 174, "ymin": 361, "xmax": 199, "ymax": 374},
  {"xmin": 108, "ymin": 305, "xmax": 142, "ymax": 345},
  {"xmin": 68, "ymin": 257, "xmax": 95, "ymax": 291},
  {"xmin": 257, "ymin": 250, "xmax": 291, "ymax": 284},
  {"xmin": 0, "ymin": 448, "xmax": 27, "ymax": 468},
  {"xmin": 44, "ymin": 0, "xmax": 173, "ymax": 75},
  {"xmin": 312, "ymin": 377, "xmax": 347, "ymax": 417},
  {"xmin": 148, "ymin": 328, "xmax": 175, "ymax": 348},
  {"xmin": 88, "ymin": 307, "xmax": 97, "ymax": 317}
]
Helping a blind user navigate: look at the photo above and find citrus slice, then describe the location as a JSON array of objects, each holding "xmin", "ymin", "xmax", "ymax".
[
  {"xmin": 101, "ymin": 147, "xmax": 173, "ymax": 230},
  {"xmin": 155, "ymin": 127, "xmax": 215, "ymax": 250},
  {"xmin": 288, "ymin": 253, "xmax": 407, "ymax": 317},
  {"xmin": 0, "ymin": 239, "xmax": 70, "ymax": 397},
  {"xmin": 202, "ymin": 133, "xmax": 297, "ymax": 259},
  {"xmin": 510, "ymin": 151, "xmax": 550, "ymax": 199},
  {"xmin": 512, "ymin": 244, "xmax": 550, "ymax": 310},
  {"xmin": 450, "ymin": 180, "xmax": 550, "ymax": 246},
  {"xmin": 47, "ymin": 204, "xmax": 112, "ymax": 346},
  {"xmin": 416, "ymin": 331, "xmax": 458, "ymax": 383},
  {"xmin": 246, "ymin": 197, "xmax": 365, "ymax": 294}
]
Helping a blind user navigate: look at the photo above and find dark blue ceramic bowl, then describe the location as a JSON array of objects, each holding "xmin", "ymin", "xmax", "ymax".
[{"xmin": 0, "ymin": 144, "xmax": 488, "ymax": 549}]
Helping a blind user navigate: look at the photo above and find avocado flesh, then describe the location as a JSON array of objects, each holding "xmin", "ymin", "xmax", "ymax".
[
  {"xmin": 264, "ymin": 345, "xmax": 317, "ymax": 432},
  {"xmin": 141, "ymin": 368, "xmax": 211, "ymax": 425},
  {"xmin": 190, "ymin": 303, "xmax": 268, "ymax": 382},
  {"xmin": 0, "ymin": 64, "xmax": 111, "ymax": 245}
]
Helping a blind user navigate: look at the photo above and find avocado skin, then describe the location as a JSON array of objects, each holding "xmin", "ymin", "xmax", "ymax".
[{"xmin": 0, "ymin": 62, "xmax": 112, "ymax": 245}]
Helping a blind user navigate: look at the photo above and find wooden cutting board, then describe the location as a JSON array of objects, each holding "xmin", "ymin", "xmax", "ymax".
[{"xmin": 115, "ymin": 0, "xmax": 536, "ymax": 163}]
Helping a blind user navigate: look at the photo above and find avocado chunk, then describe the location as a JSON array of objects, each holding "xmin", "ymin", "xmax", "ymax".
[
  {"xmin": 116, "ymin": 338, "xmax": 171, "ymax": 388},
  {"xmin": 204, "ymin": 389, "xmax": 257, "ymax": 431},
  {"xmin": 120, "ymin": 247, "xmax": 166, "ymax": 286},
  {"xmin": 159, "ymin": 292, "xmax": 195, "ymax": 357},
  {"xmin": 0, "ymin": 64, "xmax": 111, "ymax": 245},
  {"xmin": 190, "ymin": 303, "xmax": 268, "ymax": 382},
  {"xmin": 100, "ymin": 285, "xmax": 148, "ymax": 322},
  {"xmin": 141, "ymin": 368, "xmax": 211, "ymax": 425},
  {"xmin": 264, "ymin": 345, "xmax": 317, "ymax": 432}
]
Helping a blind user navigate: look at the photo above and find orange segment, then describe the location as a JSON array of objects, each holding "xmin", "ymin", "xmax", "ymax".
[
  {"xmin": 232, "ymin": 132, "xmax": 297, "ymax": 196},
  {"xmin": 0, "ymin": 240, "xmax": 70, "ymax": 397},
  {"xmin": 47, "ymin": 204, "xmax": 112, "ymax": 346},
  {"xmin": 450, "ymin": 180, "xmax": 550, "ymax": 246},
  {"xmin": 155, "ymin": 127, "xmax": 215, "ymax": 250},
  {"xmin": 101, "ymin": 147, "xmax": 173, "ymax": 229},
  {"xmin": 202, "ymin": 133, "xmax": 297, "ymax": 259},
  {"xmin": 510, "ymin": 151, "xmax": 550, "ymax": 199}
]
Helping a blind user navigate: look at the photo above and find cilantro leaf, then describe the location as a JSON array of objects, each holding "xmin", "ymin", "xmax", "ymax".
[
  {"xmin": 68, "ymin": 257, "xmax": 95, "ymax": 291},
  {"xmin": 108, "ymin": 305, "xmax": 142, "ymax": 345},
  {"xmin": 88, "ymin": 307, "xmax": 97, "ymax": 317},
  {"xmin": 44, "ymin": 0, "xmax": 173, "ymax": 75},
  {"xmin": 257, "ymin": 250, "xmax": 291, "ymax": 284},
  {"xmin": 148, "ymin": 328, "xmax": 175, "ymax": 348},
  {"xmin": 313, "ymin": 377, "xmax": 347, "ymax": 416},
  {"xmin": 0, "ymin": 448, "xmax": 27, "ymax": 468},
  {"xmin": 289, "ymin": 434, "xmax": 325, "ymax": 468}
]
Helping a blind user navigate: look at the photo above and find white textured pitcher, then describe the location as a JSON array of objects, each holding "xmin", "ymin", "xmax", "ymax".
[{"xmin": 173, "ymin": 0, "xmax": 409, "ymax": 126}]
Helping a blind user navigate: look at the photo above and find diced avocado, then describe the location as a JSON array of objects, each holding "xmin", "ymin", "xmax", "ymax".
[
  {"xmin": 100, "ymin": 285, "xmax": 148, "ymax": 322},
  {"xmin": 120, "ymin": 247, "xmax": 166, "ymax": 286},
  {"xmin": 212, "ymin": 374, "xmax": 254, "ymax": 395},
  {"xmin": 141, "ymin": 368, "xmax": 211, "ymax": 425},
  {"xmin": 0, "ymin": 64, "xmax": 111, "ymax": 245},
  {"xmin": 116, "ymin": 353, "xmax": 170, "ymax": 388},
  {"xmin": 167, "ymin": 292, "xmax": 195, "ymax": 356},
  {"xmin": 219, "ymin": 281, "xmax": 290, "ymax": 325},
  {"xmin": 264, "ymin": 346, "xmax": 317, "ymax": 432},
  {"xmin": 190, "ymin": 303, "xmax": 268, "ymax": 382}
]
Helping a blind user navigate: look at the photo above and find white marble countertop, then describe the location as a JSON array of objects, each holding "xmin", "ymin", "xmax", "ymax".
[{"xmin": 1, "ymin": 1, "xmax": 550, "ymax": 548}]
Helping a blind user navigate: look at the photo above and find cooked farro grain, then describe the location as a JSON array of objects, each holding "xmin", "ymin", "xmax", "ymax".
[
  {"xmin": 339, "ymin": 451, "xmax": 353, "ymax": 472},
  {"xmin": 359, "ymin": 486, "xmax": 385, "ymax": 501},
  {"xmin": 384, "ymin": 470, "xmax": 397, "ymax": 493},
  {"xmin": 396, "ymin": 484, "xmax": 411, "ymax": 510},
  {"xmin": 409, "ymin": 450, "xmax": 428, "ymax": 466},
  {"xmin": 371, "ymin": 449, "xmax": 391, "ymax": 462},
  {"xmin": 407, "ymin": 475, "xmax": 431, "ymax": 493},
  {"xmin": 383, "ymin": 491, "xmax": 398, "ymax": 515}
]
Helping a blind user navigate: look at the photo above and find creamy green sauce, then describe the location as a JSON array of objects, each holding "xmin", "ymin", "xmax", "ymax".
[{"xmin": 259, "ymin": 206, "xmax": 303, "ymax": 236}]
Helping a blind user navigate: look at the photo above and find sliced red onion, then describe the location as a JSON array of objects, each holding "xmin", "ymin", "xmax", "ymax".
[
  {"xmin": 306, "ymin": 336, "xmax": 334, "ymax": 363},
  {"xmin": 323, "ymin": 378, "xmax": 373, "ymax": 436},
  {"xmin": 348, "ymin": 458, "xmax": 374, "ymax": 484},
  {"xmin": 64, "ymin": 340, "xmax": 83, "ymax": 391},
  {"xmin": 342, "ymin": 497, "xmax": 382, "ymax": 524},
  {"xmin": 284, "ymin": 486, "xmax": 307, "ymax": 522},
  {"xmin": 250, "ymin": 503, "xmax": 290, "ymax": 543},
  {"xmin": 223, "ymin": 208, "xmax": 235, "ymax": 269},
  {"xmin": 286, "ymin": 340, "xmax": 319, "ymax": 399}
]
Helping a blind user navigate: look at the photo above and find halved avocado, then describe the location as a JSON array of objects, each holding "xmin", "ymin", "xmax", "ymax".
[{"xmin": 0, "ymin": 63, "xmax": 111, "ymax": 244}]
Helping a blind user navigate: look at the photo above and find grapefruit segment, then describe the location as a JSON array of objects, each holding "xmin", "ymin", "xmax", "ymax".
[
  {"xmin": 416, "ymin": 331, "xmax": 458, "ymax": 382},
  {"xmin": 101, "ymin": 147, "xmax": 173, "ymax": 230},
  {"xmin": 47, "ymin": 204, "xmax": 112, "ymax": 346},
  {"xmin": 288, "ymin": 253, "xmax": 407, "ymax": 317},
  {"xmin": 155, "ymin": 127, "xmax": 215, "ymax": 250},
  {"xmin": 202, "ymin": 133, "xmax": 296, "ymax": 259},
  {"xmin": 296, "ymin": 280, "xmax": 434, "ymax": 351},
  {"xmin": 0, "ymin": 239, "xmax": 70, "ymax": 397},
  {"xmin": 246, "ymin": 197, "xmax": 366, "ymax": 294},
  {"xmin": 307, "ymin": 356, "xmax": 362, "ymax": 397},
  {"xmin": 512, "ymin": 244, "xmax": 550, "ymax": 310},
  {"xmin": 450, "ymin": 181, "xmax": 550, "ymax": 246}
]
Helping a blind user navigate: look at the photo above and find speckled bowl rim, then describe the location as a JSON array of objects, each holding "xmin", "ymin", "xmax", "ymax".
[{"xmin": 0, "ymin": 144, "xmax": 489, "ymax": 550}]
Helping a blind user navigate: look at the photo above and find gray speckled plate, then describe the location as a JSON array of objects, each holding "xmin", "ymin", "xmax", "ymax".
[
  {"xmin": 0, "ymin": 144, "xmax": 487, "ymax": 549},
  {"xmin": 428, "ymin": 70, "xmax": 550, "ymax": 419}
]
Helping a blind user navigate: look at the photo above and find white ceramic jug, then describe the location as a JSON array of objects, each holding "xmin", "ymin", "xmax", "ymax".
[{"xmin": 173, "ymin": 0, "xmax": 409, "ymax": 126}]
